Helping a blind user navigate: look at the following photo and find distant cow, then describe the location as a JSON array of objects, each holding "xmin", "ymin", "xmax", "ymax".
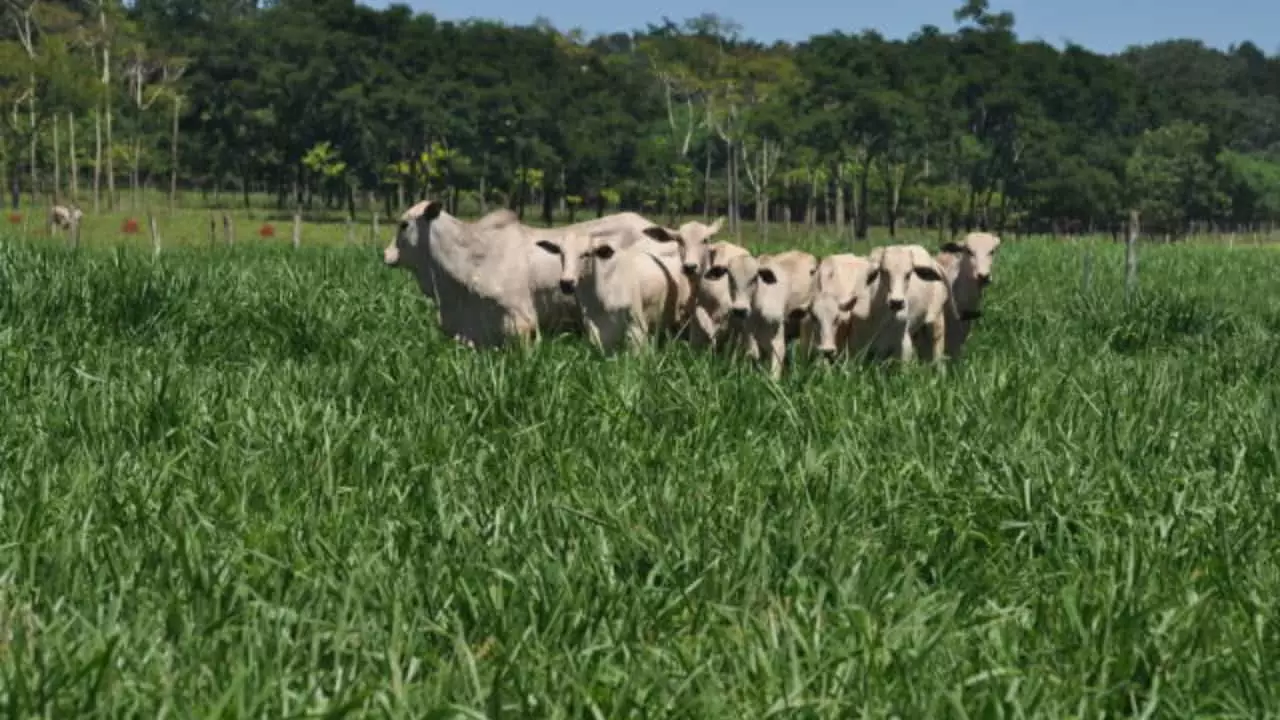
[{"xmin": 50, "ymin": 205, "xmax": 83, "ymax": 231}]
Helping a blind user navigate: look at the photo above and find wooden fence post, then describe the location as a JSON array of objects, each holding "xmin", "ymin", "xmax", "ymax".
[
  {"xmin": 345, "ymin": 215, "xmax": 354, "ymax": 244},
  {"xmin": 292, "ymin": 206, "xmax": 302, "ymax": 249},
  {"xmin": 1125, "ymin": 209, "xmax": 1139, "ymax": 302},
  {"xmin": 222, "ymin": 212, "xmax": 234, "ymax": 246},
  {"xmin": 371, "ymin": 211, "xmax": 379, "ymax": 245},
  {"xmin": 209, "ymin": 212, "xmax": 217, "ymax": 247}
]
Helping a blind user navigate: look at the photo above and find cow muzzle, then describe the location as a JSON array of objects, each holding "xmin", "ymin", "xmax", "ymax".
[
  {"xmin": 682, "ymin": 263, "xmax": 699, "ymax": 276},
  {"xmin": 977, "ymin": 273, "xmax": 991, "ymax": 287},
  {"xmin": 888, "ymin": 298, "xmax": 905, "ymax": 311},
  {"xmin": 730, "ymin": 305, "xmax": 748, "ymax": 318},
  {"xmin": 558, "ymin": 279, "xmax": 577, "ymax": 295},
  {"xmin": 382, "ymin": 246, "xmax": 399, "ymax": 266}
]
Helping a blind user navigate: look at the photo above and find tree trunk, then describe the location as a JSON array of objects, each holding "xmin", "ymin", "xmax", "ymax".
[
  {"xmin": 53, "ymin": 117, "xmax": 61, "ymax": 202},
  {"xmin": 170, "ymin": 95, "xmax": 180, "ymax": 211},
  {"xmin": 806, "ymin": 172, "xmax": 817, "ymax": 227},
  {"xmin": 69, "ymin": 113, "xmax": 78, "ymax": 204},
  {"xmin": 101, "ymin": 7, "xmax": 115, "ymax": 210},
  {"xmin": 835, "ymin": 164, "xmax": 845, "ymax": 235},
  {"xmin": 28, "ymin": 77, "xmax": 37, "ymax": 208},
  {"xmin": 703, "ymin": 147, "xmax": 712, "ymax": 220},
  {"xmin": 855, "ymin": 168, "xmax": 870, "ymax": 240},
  {"xmin": 93, "ymin": 107, "xmax": 102, "ymax": 212}
]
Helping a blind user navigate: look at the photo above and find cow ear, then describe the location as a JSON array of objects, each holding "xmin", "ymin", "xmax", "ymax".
[
  {"xmin": 593, "ymin": 243, "xmax": 616, "ymax": 259},
  {"xmin": 535, "ymin": 240, "xmax": 561, "ymax": 255},
  {"xmin": 642, "ymin": 226, "xmax": 678, "ymax": 244},
  {"xmin": 940, "ymin": 241, "xmax": 967, "ymax": 255},
  {"xmin": 422, "ymin": 200, "xmax": 443, "ymax": 220},
  {"xmin": 914, "ymin": 265, "xmax": 943, "ymax": 282},
  {"xmin": 757, "ymin": 268, "xmax": 777, "ymax": 284}
]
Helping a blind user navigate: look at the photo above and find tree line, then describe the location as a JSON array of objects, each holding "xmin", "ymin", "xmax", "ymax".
[{"xmin": 3, "ymin": 0, "xmax": 1280, "ymax": 239}]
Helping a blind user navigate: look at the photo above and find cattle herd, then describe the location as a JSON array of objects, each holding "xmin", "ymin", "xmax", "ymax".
[{"xmin": 382, "ymin": 199, "xmax": 1001, "ymax": 377}]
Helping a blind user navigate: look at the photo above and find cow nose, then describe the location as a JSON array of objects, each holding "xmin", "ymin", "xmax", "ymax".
[
  {"xmin": 382, "ymin": 247, "xmax": 399, "ymax": 266},
  {"xmin": 730, "ymin": 305, "xmax": 748, "ymax": 317},
  {"xmin": 819, "ymin": 347, "xmax": 837, "ymax": 360},
  {"xmin": 977, "ymin": 273, "xmax": 991, "ymax": 286},
  {"xmin": 888, "ymin": 298, "xmax": 905, "ymax": 311},
  {"xmin": 683, "ymin": 263, "xmax": 700, "ymax": 276},
  {"xmin": 558, "ymin": 279, "xmax": 576, "ymax": 295}
]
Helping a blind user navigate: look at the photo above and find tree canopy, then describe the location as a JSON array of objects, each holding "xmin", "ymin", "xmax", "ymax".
[{"xmin": 4, "ymin": 0, "xmax": 1280, "ymax": 238}]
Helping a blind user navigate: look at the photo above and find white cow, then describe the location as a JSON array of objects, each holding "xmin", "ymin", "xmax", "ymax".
[
  {"xmin": 654, "ymin": 218, "xmax": 726, "ymax": 277},
  {"xmin": 564, "ymin": 228, "xmax": 693, "ymax": 354},
  {"xmin": 382, "ymin": 201, "xmax": 545, "ymax": 348},
  {"xmin": 524, "ymin": 212, "xmax": 661, "ymax": 337},
  {"xmin": 803, "ymin": 253, "xmax": 880, "ymax": 361},
  {"xmin": 936, "ymin": 231, "xmax": 1002, "ymax": 360},
  {"xmin": 727, "ymin": 250, "xmax": 819, "ymax": 379},
  {"xmin": 639, "ymin": 227, "xmax": 752, "ymax": 354},
  {"xmin": 50, "ymin": 204, "xmax": 83, "ymax": 231},
  {"xmin": 862, "ymin": 244, "xmax": 955, "ymax": 364}
]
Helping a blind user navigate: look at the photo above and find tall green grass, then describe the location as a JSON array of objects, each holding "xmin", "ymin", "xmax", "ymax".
[{"xmin": 1, "ymin": 233, "xmax": 1278, "ymax": 716}]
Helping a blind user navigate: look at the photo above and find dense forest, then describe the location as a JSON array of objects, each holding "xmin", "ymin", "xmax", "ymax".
[{"xmin": 3, "ymin": 0, "xmax": 1280, "ymax": 238}]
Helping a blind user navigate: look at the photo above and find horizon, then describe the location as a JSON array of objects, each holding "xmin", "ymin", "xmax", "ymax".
[{"xmin": 356, "ymin": 0, "xmax": 1280, "ymax": 56}]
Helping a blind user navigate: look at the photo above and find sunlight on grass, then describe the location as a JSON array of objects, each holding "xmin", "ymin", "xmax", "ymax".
[{"xmin": 0, "ymin": 229, "xmax": 1277, "ymax": 715}]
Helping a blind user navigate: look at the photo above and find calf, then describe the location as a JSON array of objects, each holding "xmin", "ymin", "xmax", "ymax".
[
  {"xmin": 728, "ymin": 250, "xmax": 818, "ymax": 379},
  {"xmin": 543, "ymin": 229, "xmax": 691, "ymax": 354},
  {"xmin": 49, "ymin": 204, "xmax": 83, "ymax": 231},
  {"xmin": 936, "ymin": 231, "xmax": 1002, "ymax": 360},
  {"xmin": 863, "ymin": 244, "xmax": 955, "ymax": 364},
  {"xmin": 804, "ymin": 253, "xmax": 880, "ymax": 361},
  {"xmin": 642, "ymin": 227, "xmax": 753, "ymax": 354}
]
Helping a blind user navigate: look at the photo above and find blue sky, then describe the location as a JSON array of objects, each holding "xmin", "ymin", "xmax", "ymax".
[{"xmin": 359, "ymin": 0, "xmax": 1279, "ymax": 55}]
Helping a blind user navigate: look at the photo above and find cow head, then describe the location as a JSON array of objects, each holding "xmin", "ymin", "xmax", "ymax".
[
  {"xmin": 940, "ymin": 231, "xmax": 1001, "ymax": 290},
  {"xmin": 534, "ymin": 231, "xmax": 594, "ymax": 295},
  {"xmin": 642, "ymin": 218, "xmax": 725, "ymax": 276},
  {"xmin": 383, "ymin": 199, "xmax": 443, "ymax": 270},
  {"xmin": 810, "ymin": 256, "xmax": 878, "ymax": 358},
  {"xmin": 868, "ymin": 245, "xmax": 945, "ymax": 320}
]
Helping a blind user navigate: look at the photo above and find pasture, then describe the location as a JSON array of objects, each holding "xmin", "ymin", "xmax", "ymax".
[{"xmin": 1, "ymin": 218, "xmax": 1279, "ymax": 716}]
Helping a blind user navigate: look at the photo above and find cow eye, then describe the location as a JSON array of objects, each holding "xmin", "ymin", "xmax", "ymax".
[{"xmin": 704, "ymin": 266, "xmax": 728, "ymax": 280}]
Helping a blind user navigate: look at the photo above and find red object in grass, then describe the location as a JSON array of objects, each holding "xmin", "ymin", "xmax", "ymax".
[
  {"xmin": 121, "ymin": 218, "xmax": 140, "ymax": 234},
  {"xmin": 258, "ymin": 223, "xmax": 276, "ymax": 238},
  {"xmin": 5, "ymin": 213, "xmax": 19, "ymax": 225}
]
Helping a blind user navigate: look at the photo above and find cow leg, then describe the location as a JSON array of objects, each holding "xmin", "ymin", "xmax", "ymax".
[
  {"xmin": 898, "ymin": 332, "xmax": 916, "ymax": 363},
  {"xmin": 766, "ymin": 328, "xmax": 786, "ymax": 380},
  {"xmin": 689, "ymin": 307, "xmax": 716, "ymax": 350},
  {"xmin": 584, "ymin": 315, "xmax": 607, "ymax": 352},
  {"xmin": 929, "ymin": 318, "xmax": 946, "ymax": 365},
  {"xmin": 625, "ymin": 315, "xmax": 649, "ymax": 354}
]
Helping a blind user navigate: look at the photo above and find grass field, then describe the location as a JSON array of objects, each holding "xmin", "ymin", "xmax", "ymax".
[{"xmin": 2, "ymin": 217, "xmax": 1280, "ymax": 716}]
